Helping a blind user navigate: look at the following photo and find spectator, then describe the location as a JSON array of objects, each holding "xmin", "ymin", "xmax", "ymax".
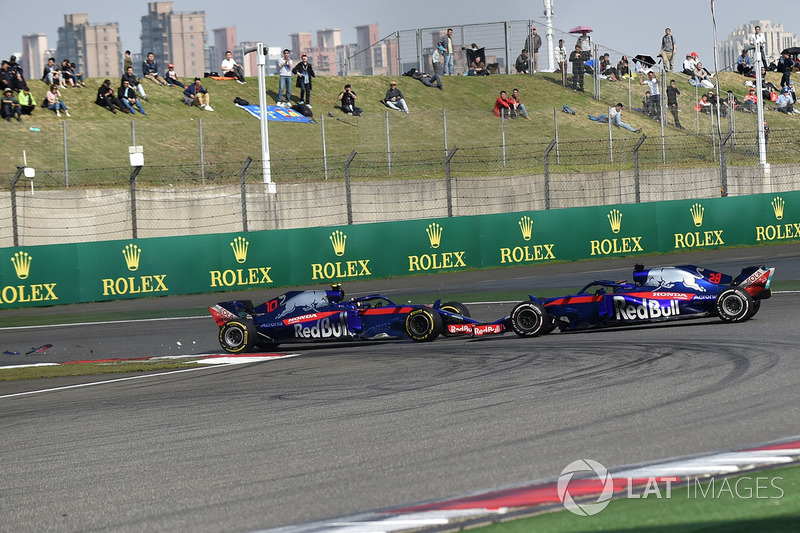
[
  {"xmin": 642, "ymin": 90, "xmax": 655, "ymax": 116},
  {"xmin": 438, "ymin": 28, "xmax": 455, "ymax": 76},
  {"xmin": 640, "ymin": 70, "xmax": 661, "ymax": 117},
  {"xmin": 95, "ymin": 79, "xmax": 126, "ymax": 114},
  {"xmin": 60, "ymin": 59, "xmax": 76, "ymax": 87},
  {"xmin": 763, "ymin": 119, "xmax": 770, "ymax": 143},
  {"xmin": 164, "ymin": 63, "xmax": 185, "ymax": 88},
  {"xmin": 758, "ymin": 66, "xmax": 779, "ymax": 102},
  {"xmin": 749, "ymin": 25, "xmax": 767, "ymax": 66},
  {"xmin": 338, "ymin": 84, "xmax": 362, "ymax": 116},
  {"xmin": 576, "ymin": 29, "xmax": 592, "ymax": 60},
  {"xmin": 777, "ymin": 50, "xmax": 795, "ymax": 88},
  {"xmin": 617, "ymin": 55, "xmax": 630, "ymax": 77},
  {"xmin": 432, "ymin": 45, "xmax": 444, "ymax": 76},
  {"xmin": 666, "ymin": 79, "xmax": 684, "ymax": 129},
  {"xmin": 41, "ymin": 57, "xmax": 62, "ymax": 87},
  {"xmin": 70, "ymin": 63, "xmax": 86, "ymax": 87},
  {"xmin": 123, "ymin": 50, "xmax": 133, "ymax": 73},
  {"xmin": 18, "ymin": 86, "xmax": 35, "ymax": 115},
  {"xmin": 142, "ymin": 52, "xmax": 167, "ymax": 86},
  {"xmin": 743, "ymin": 87, "xmax": 758, "ymax": 113},
  {"xmin": 515, "ymin": 49, "xmax": 530, "ymax": 74},
  {"xmin": 0, "ymin": 61, "xmax": 13, "ymax": 93},
  {"xmin": 184, "ymin": 77, "xmax": 213, "ymax": 111},
  {"xmin": 382, "ymin": 81, "xmax": 409, "ymax": 114},
  {"xmin": 557, "ymin": 39, "xmax": 568, "ymax": 85},
  {"xmin": 660, "ymin": 28, "xmax": 676, "ymax": 72},
  {"xmin": 469, "ymin": 53, "xmax": 489, "ymax": 76},
  {"xmin": 682, "ymin": 52, "xmax": 698, "ymax": 76},
  {"xmin": 707, "ymin": 90, "xmax": 728, "ymax": 117},
  {"xmin": 44, "ymin": 84, "xmax": 69, "ymax": 117},
  {"xmin": 569, "ymin": 44, "xmax": 585, "ymax": 92},
  {"xmin": 737, "ymin": 49, "xmax": 754, "ymax": 76},
  {"xmin": 600, "ymin": 53, "xmax": 619, "ymax": 80},
  {"xmin": 493, "ymin": 90, "xmax": 515, "ymax": 118},
  {"xmin": 696, "ymin": 93, "xmax": 712, "ymax": 114},
  {"xmin": 122, "ymin": 66, "xmax": 148, "ymax": 101},
  {"xmin": 775, "ymin": 86, "xmax": 795, "ymax": 114},
  {"xmin": 292, "ymin": 53, "xmax": 315, "ymax": 107},
  {"xmin": 118, "ymin": 79, "xmax": 146, "ymax": 115},
  {"xmin": 221, "ymin": 50, "xmax": 246, "ymax": 84},
  {"xmin": 410, "ymin": 68, "xmax": 443, "ymax": 89},
  {"xmin": 8, "ymin": 55, "xmax": 25, "ymax": 88},
  {"xmin": 525, "ymin": 27, "xmax": 542, "ymax": 72},
  {"xmin": 692, "ymin": 62, "xmax": 713, "ymax": 88},
  {"xmin": 511, "ymin": 88, "xmax": 530, "ymax": 120},
  {"xmin": 610, "ymin": 103, "xmax": 640, "ymax": 132},
  {"xmin": 1, "ymin": 88, "xmax": 22, "ymax": 122},
  {"xmin": 277, "ymin": 49, "xmax": 293, "ymax": 107}
]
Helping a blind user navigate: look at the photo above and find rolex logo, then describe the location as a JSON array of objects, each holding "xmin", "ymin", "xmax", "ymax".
[
  {"xmin": 690, "ymin": 203, "xmax": 704, "ymax": 227},
  {"xmin": 11, "ymin": 251, "xmax": 32, "ymax": 280},
  {"xmin": 330, "ymin": 230, "xmax": 347, "ymax": 256},
  {"xmin": 518, "ymin": 216, "xmax": 533, "ymax": 241},
  {"xmin": 426, "ymin": 223, "xmax": 443, "ymax": 249},
  {"xmin": 607, "ymin": 209, "xmax": 623, "ymax": 234},
  {"xmin": 122, "ymin": 244, "xmax": 141, "ymax": 272},
  {"xmin": 230, "ymin": 236, "xmax": 249, "ymax": 264},
  {"xmin": 772, "ymin": 196, "xmax": 785, "ymax": 220}
]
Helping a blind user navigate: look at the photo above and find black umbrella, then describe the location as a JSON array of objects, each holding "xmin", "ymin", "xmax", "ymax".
[
  {"xmin": 633, "ymin": 54, "xmax": 657, "ymax": 67},
  {"xmin": 780, "ymin": 47, "xmax": 800, "ymax": 56}
]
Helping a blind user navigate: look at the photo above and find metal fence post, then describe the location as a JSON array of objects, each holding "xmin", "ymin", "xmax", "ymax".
[
  {"xmin": 501, "ymin": 113, "xmax": 506, "ymax": 167},
  {"xmin": 385, "ymin": 111, "xmax": 391, "ymax": 175},
  {"xmin": 62, "ymin": 121, "xmax": 69, "ymax": 187},
  {"xmin": 10, "ymin": 167, "xmax": 24, "ymax": 247},
  {"xmin": 720, "ymin": 131, "xmax": 731, "ymax": 197},
  {"xmin": 344, "ymin": 150, "xmax": 356, "ymax": 225},
  {"xmin": 445, "ymin": 146, "xmax": 458, "ymax": 217},
  {"xmin": 129, "ymin": 166, "xmax": 142, "ymax": 239},
  {"xmin": 239, "ymin": 157, "xmax": 252, "ymax": 232},
  {"xmin": 608, "ymin": 106, "xmax": 613, "ymax": 163},
  {"xmin": 442, "ymin": 109, "xmax": 448, "ymax": 157},
  {"xmin": 199, "ymin": 118, "xmax": 205, "ymax": 185},
  {"xmin": 554, "ymin": 107, "xmax": 560, "ymax": 163},
  {"xmin": 321, "ymin": 113, "xmax": 329, "ymax": 180},
  {"xmin": 710, "ymin": 110, "xmax": 717, "ymax": 162},
  {"xmin": 543, "ymin": 139, "xmax": 556, "ymax": 210},
  {"xmin": 633, "ymin": 134, "xmax": 646, "ymax": 203}
]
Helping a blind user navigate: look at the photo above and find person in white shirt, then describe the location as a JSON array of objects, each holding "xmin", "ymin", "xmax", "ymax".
[
  {"xmin": 277, "ymin": 49, "xmax": 293, "ymax": 107},
  {"xmin": 610, "ymin": 103, "xmax": 640, "ymax": 132},
  {"xmin": 640, "ymin": 71, "xmax": 661, "ymax": 116},
  {"xmin": 221, "ymin": 50, "xmax": 245, "ymax": 84},
  {"xmin": 749, "ymin": 25, "xmax": 767, "ymax": 66}
]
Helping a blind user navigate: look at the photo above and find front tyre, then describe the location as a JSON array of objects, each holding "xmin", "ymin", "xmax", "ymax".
[
  {"xmin": 439, "ymin": 301, "xmax": 470, "ymax": 336},
  {"xmin": 219, "ymin": 320, "xmax": 256, "ymax": 353},
  {"xmin": 715, "ymin": 288, "xmax": 753, "ymax": 323},
  {"xmin": 510, "ymin": 302, "xmax": 548, "ymax": 337},
  {"xmin": 405, "ymin": 308, "xmax": 443, "ymax": 342}
]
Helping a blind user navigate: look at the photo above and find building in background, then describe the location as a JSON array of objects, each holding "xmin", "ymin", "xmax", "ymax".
[
  {"xmin": 352, "ymin": 24, "xmax": 397, "ymax": 76},
  {"xmin": 721, "ymin": 20, "xmax": 799, "ymax": 69},
  {"xmin": 210, "ymin": 26, "xmax": 236, "ymax": 73},
  {"xmin": 140, "ymin": 2, "xmax": 206, "ymax": 78},
  {"xmin": 55, "ymin": 14, "xmax": 122, "ymax": 78},
  {"xmin": 22, "ymin": 34, "xmax": 48, "ymax": 83},
  {"xmin": 237, "ymin": 42, "xmax": 283, "ymax": 76}
]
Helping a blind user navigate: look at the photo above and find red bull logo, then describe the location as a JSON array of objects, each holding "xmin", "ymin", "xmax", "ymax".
[{"xmin": 613, "ymin": 296, "xmax": 680, "ymax": 321}]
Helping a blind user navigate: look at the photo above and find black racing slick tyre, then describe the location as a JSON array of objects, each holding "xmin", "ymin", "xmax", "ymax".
[
  {"xmin": 219, "ymin": 320, "xmax": 256, "ymax": 353},
  {"xmin": 715, "ymin": 288, "xmax": 754, "ymax": 323},
  {"xmin": 439, "ymin": 301, "xmax": 470, "ymax": 336},
  {"xmin": 405, "ymin": 308, "xmax": 443, "ymax": 342},
  {"xmin": 510, "ymin": 301, "xmax": 549, "ymax": 337}
]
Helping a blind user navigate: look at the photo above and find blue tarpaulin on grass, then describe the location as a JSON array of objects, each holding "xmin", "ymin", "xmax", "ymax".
[{"xmin": 236, "ymin": 104, "xmax": 315, "ymax": 123}]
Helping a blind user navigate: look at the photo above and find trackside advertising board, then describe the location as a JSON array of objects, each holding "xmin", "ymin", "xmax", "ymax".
[{"xmin": 0, "ymin": 191, "xmax": 797, "ymax": 309}]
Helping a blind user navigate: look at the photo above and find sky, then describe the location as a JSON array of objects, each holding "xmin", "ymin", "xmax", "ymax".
[{"xmin": 2, "ymin": 0, "xmax": 799, "ymax": 71}]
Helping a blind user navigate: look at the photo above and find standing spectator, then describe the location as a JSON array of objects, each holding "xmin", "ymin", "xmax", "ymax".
[
  {"xmin": 164, "ymin": 63, "xmax": 185, "ymax": 88},
  {"xmin": 221, "ymin": 50, "xmax": 246, "ymax": 84},
  {"xmin": 641, "ymin": 71, "xmax": 661, "ymax": 118},
  {"xmin": 569, "ymin": 44, "xmax": 585, "ymax": 92},
  {"xmin": 1, "ymin": 89, "xmax": 22, "ymax": 122},
  {"xmin": 122, "ymin": 66, "xmax": 148, "ymax": 101},
  {"xmin": 18, "ymin": 86, "xmax": 35, "ymax": 115},
  {"xmin": 338, "ymin": 84, "xmax": 361, "ymax": 115},
  {"xmin": 123, "ymin": 50, "xmax": 133, "ymax": 73},
  {"xmin": 95, "ymin": 79, "xmax": 126, "ymax": 114},
  {"xmin": 41, "ymin": 57, "xmax": 62, "ymax": 86},
  {"xmin": 515, "ymin": 49, "xmax": 530, "ymax": 74},
  {"xmin": 118, "ymin": 79, "xmax": 146, "ymax": 115},
  {"xmin": 557, "ymin": 39, "xmax": 568, "ymax": 85},
  {"xmin": 666, "ymin": 79, "xmax": 684, "ymax": 129},
  {"xmin": 576, "ymin": 29, "xmax": 592, "ymax": 59},
  {"xmin": 511, "ymin": 88, "xmax": 530, "ymax": 119},
  {"xmin": 737, "ymin": 50, "xmax": 754, "ymax": 76},
  {"xmin": 438, "ymin": 28, "xmax": 455, "ymax": 76},
  {"xmin": 277, "ymin": 49, "xmax": 293, "ymax": 107},
  {"xmin": 184, "ymin": 77, "xmax": 213, "ymax": 111},
  {"xmin": 382, "ymin": 81, "xmax": 409, "ymax": 114},
  {"xmin": 44, "ymin": 84, "xmax": 69, "ymax": 117},
  {"xmin": 749, "ymin": 25, "xmax": 767, "ymax": 67},
  {"xmin": 292, "ymin": 53, "xmax": 315, "ymax": 107},
  {"xmin": 659, "ymin": 28, "xmax": 676, "ymax": 72},
  {"xmin": 525, "ymin": 27, "xmax": 542, "ymax": 72},
  {"xmin": 777, "ymin": 51, "xmax": 795, "ymax": 88},
  {"xmin": 432, "ymin": 45, "xmax": 443, "ymax": 76},
  {"xmin": 142, "ymin": 52, "xmax": 167, "ymax": 86},
  {"xmin": 610, "ymin": 103, "xmax": 640, "ymax": 132},
  {"xmin": 775, "ymin": 87, "xmax": 795, "ymax": 114},
  {"xmin": 493, "ymin": 90, "xmax": 515, "ymax": 118}
]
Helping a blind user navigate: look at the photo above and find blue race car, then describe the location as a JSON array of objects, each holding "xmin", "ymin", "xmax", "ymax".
[
  {"xmin": 508, "ymin": 264, "xmax": 775, "ymax": 337},
  {"xmin": 210, "ymin": 285, "xmax": 505, "ymax": 353}
]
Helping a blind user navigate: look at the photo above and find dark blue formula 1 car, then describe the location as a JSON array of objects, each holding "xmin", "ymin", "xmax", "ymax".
[
  {"xmin": 210, "ymin": 285, "xmax": 505, "ymax": 353},
  {"xmin": 508, "ymin": 264, "xmax": 775, "ymax": 337}
]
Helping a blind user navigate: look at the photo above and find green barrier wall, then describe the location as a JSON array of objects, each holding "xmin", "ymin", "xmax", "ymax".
[{"xmin": 1, "ymin": 191, "xmax": 798, "ymax": 309}]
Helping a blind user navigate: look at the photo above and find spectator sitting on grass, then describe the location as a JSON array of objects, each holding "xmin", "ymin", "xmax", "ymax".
[{"xmin": 184, "ymin": 77, "xmax": 213, "ymax": 111}]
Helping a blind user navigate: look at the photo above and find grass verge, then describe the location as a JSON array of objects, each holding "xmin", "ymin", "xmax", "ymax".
[{"xmin": 0, "ymin": 361, "xmax": 205, "ymax": 381}]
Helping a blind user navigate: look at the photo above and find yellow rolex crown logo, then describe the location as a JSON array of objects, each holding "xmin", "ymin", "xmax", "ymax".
[
  {"xmin": 330, "ymin": 230, "xmax": 347, "ymax": 256},
  {"xmin": 518, "ymin": 216, "xmax": 534, "ymax": 241},
  {"xmin": 690, "ymin": 203, "xmax": 705, "ymax": 227},
  {"xmin": 230, "ymin": 236, "xmax": 249, "ymax": 264},
  {"xmin": 772, "ymin": 196, "xmax": 785, "ymax": 220},
  {"xmin": 122, "ymin": 244, "xmax": 141, "ymax": 272},
  {"xmin": 11, "ymin": 251, "xmax": 32, "ymax": 280},
  {"xmin": 426, "ymin": 223, "xmax": 443, "ymax": 249},
  {"xmin": 607, "ymin": 209, "xmax": 623, "ymax": 234}
]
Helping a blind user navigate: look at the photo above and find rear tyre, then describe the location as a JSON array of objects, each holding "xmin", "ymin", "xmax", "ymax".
[
  {"xmin": 219, "ymin": 320, "xmax": 256, "ymax": 353},
  {"xmin": 715, "ymin": 288, "xmax": 753, "ymax": 323},
  {"xmin": 439, "ymin": 301, "xmax": 471, "ymax": 336},
  {"xmin": 510, "ymin": 302, "xmax": 549, "ymax": 337},
  {"xmin": 405, "ymin": 308, "xmax": 443, "ymax": 342}
]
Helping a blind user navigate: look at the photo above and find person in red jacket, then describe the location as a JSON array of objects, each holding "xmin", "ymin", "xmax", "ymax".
[{"xmin": 493, "ymin": 90, "xmax": 516, "ymax": 118}]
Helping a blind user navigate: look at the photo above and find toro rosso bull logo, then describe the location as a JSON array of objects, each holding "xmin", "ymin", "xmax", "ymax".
[
  {"xmin": 614, "ymin": 296, "xmax": 680, "ymax": 321},
  {"xmin": 294, "ymin": 317, "xmax": 351, "ymax": 339},
  {"xmin": 645, "ymin": 267, "xmax": 705, "ymax": 292}
]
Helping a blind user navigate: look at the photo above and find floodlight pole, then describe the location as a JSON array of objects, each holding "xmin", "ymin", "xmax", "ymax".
[{"xmin": 248, "ymin": 43, "xmax": 277, "ymax": 193}]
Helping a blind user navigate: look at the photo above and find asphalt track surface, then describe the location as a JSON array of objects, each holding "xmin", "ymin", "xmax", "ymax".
[{"xmin": 1, "ymin": 244, "xmax": 800, "ymax": 532}]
